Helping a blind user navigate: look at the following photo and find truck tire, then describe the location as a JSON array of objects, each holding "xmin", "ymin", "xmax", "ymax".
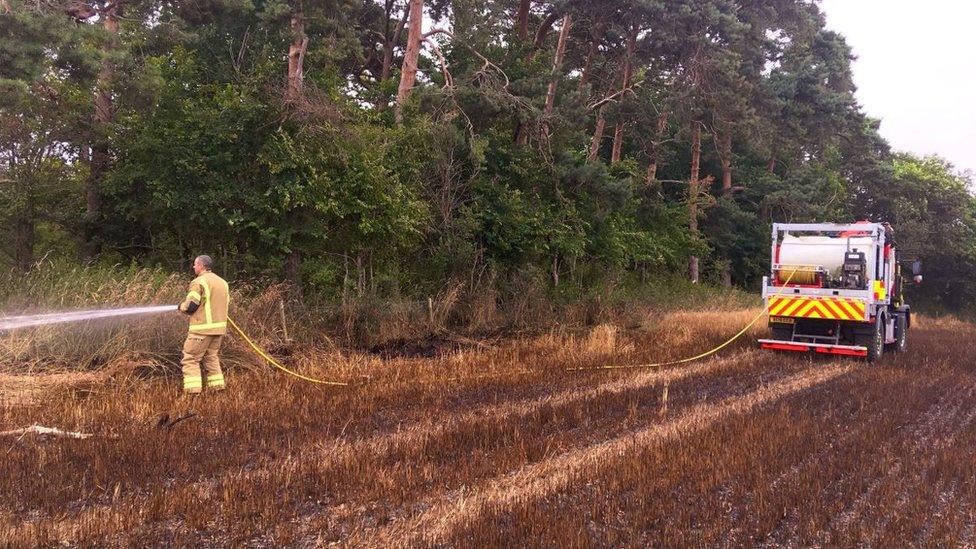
[
  {"xmin": 865, "ymin": 314, "xmax": 884, "ymax": 363},
  {"xmin": 886, "ymin": 313, "xmax": 907, "ymax": 353}
]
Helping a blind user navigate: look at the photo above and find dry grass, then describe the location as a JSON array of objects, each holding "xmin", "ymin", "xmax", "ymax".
[{"xmin": 1, "ymin": 297, "xmax": 973, "ymax": 546}]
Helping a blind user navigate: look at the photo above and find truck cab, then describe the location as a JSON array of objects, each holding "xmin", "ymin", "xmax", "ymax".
[{"xmin": 758, "ymin": 222, "xmax": 912, "ymax": 361}]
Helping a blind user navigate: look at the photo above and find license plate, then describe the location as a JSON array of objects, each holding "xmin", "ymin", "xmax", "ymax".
[{"xmin": 770, "ymin": 316, "xmax": 795, "ymax": 324}]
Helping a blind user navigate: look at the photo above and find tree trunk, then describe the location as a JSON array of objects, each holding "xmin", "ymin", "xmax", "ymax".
[
  {"xmin": 376, "ymin": 4, "xmax": 408, "ymax": 110},
  {"xmin": 284, "ymin": 249, "xmax": 303, "ymax": 298},
  {"xmin": 514, "ymin": 6, "xmax": 558, "ymax": 143},
  {"xmin": 719, "ymin": 128, "xmax": 732, "ymax": 195},
  {"xmin": 610, "ymin": 124, "xmax": 625, "ymax": 164},
  {"xmin": 285, "ymin": 6, "xmax": 308, "ymax": 104},
  {"xmin": 514, "ymin": 120, "xmax": 528, "ymax": 145},
  {"xmin": 369, "ymin": 249, "xmax": 375, "ymax": 294},
  {"xmin": 515, "ymin": 0, "xmax": 531, "ymax": 40},
  {"xmin": 85, "ymin": 4, "xmax": 120, "ymax": 260},
  {"xmin": 578, "ymin": 23, "xmax": 604, "ymax": 92},
  {"xmin": 718, "ymin": 128, "xmax": 733, "ymax": 286},
  {"xmin": 342, "ymin": 253, "xmax": 349, "ymax": 300},
  {"xmin": 395, "ymin": 0, "xmax": 424, "ymax": 124},
  {"xmin": 13, "ymin": 195, "xmax": 35, "ymax": 272},
  {"xmin": 645, "ymin": 109, "xmax": 669, "ymax": 185},
  {"xmin": 380, "ymin": 4, "xmax": 409, "ymax": 82},
  {"xmin": 283, "ymin": 3, "xmax": 307, "ymax": 295},
  {"xmin": 689, "ymin": 120, "xmax": 702, "ymax": 283},
  {"xmin": 528, "ymin": 10, "xmax": 560, "ymax": 58},
  {"xmin": 355, "ymin": 250, "xmax": 366, "ymax": 296},
  {"xmin": 588, "ymin": 107, "xmax": 606, "ymax": 162},
  {"xmin": 644, "ymin": 163, "xmax": 657, "ymax": 186},
  {"xmin": 539, "ymin": 14, "xmax": 572, "ymax": 141},
  {"xmin": 610, "ymin": 27, "xmax": 638, "ymax": 164}
]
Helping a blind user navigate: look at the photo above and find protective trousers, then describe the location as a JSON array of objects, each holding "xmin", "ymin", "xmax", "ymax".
[{"xmin": 181, "ymin": 334, "xmax": 225, "ymax": 393}]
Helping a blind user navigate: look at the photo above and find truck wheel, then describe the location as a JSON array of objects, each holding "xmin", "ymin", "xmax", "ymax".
[
  {"xmin": 887, "ymin": 313, "xmax": 907, "ymax": 353},
  {"xmin": 866, "ymin": 314, "xmax": 884, "ymax": 363}
]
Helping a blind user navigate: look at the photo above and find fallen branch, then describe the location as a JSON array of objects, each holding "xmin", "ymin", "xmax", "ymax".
[
  {"xmin": 0, "ymin": 424, "xmax": 93, "ymax": 439},
  {"xmin": 442, "ymin": 331, "xmax": 497, "ymax": 351},
  {"xmin": 155, "ymin": 412, "xmax": 198, "ymax": 430}
]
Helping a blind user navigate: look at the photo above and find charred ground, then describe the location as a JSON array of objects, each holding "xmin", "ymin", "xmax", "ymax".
[{"xmin": 1, "ymin": 311, "xmax": 974, "ymax": 546}]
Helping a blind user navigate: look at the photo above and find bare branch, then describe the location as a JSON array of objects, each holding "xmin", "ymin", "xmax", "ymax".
[
  {"xmin": 423, "ymin": 28, "xmax": 511, "ymax": 89},
  {"xmin": 422, "ymin": 36, "xmax": 454, "ymax": 89},
  {"xmin": 587, "ymin": 78, "xmax": 644, "ymax": 111}
]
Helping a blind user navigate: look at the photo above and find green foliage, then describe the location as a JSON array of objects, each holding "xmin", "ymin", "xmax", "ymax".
[
  {"xmin": 1, "ymin": 0, "xmax": 973, "ymax": 316},
  {"xmin": 868, "ymin": 154, "xmax": 976, "ymax": 313}
]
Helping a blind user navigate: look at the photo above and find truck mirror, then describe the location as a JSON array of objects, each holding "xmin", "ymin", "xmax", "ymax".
[{"xmin": 912, "ymin": 260, "xmax": 922, "ymax": 276}]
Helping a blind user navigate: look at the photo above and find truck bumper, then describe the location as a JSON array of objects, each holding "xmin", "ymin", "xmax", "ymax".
[{"xmin": 757, "ymin": 339, "xmax": 868, "ymax": 357}]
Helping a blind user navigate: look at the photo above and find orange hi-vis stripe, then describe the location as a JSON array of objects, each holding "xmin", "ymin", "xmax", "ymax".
[{"xmin": 767, "ymin": 296, "xmax": 868, "ymax": 321}]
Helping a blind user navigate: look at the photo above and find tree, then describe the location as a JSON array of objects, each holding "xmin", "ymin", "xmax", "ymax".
[
  {"xmin": 0, "ymin": 0, "xmax": 100, "ymax": 268},
  {"xmin": 858, "ymin": 154, "xmax": 976, "ymax": 312},
  {"xmin": 608, "ymin": 24, "xmax": 637, "ymax": 164},
  {"xmin": 687, "ymin": 119, "xmax": 702, "ymax": 282},
  {"xmin": 395, "ymin": 0, "xmax": 424, "ymax": 123},
  {"xmin": 285, "ymin": 1, "xmax": 308, "ymax": 104},
  {"xmin": 539, "ymin": 13, "xmax": 572, "ymax": 144},
  {"xmin": 0, "ymin": 87, "xmax": 83, "ymax": 271},
  {"xmin": 85, "ymin": 1, "xmax": 123, "ymax": 259},
  {"xmin": 5, "ymin": 0, "xmax": 971, "ymax": 318}
]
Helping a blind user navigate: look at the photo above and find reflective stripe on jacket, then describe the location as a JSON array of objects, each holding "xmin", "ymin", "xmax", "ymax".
[{"xmin": 178, "ymin": 271, "xmax": 230, "ymax": 335}]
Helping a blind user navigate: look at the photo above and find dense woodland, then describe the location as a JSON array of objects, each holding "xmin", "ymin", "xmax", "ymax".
[{"xmin": 2, "ymin": 0, "xmax": 975, "ymax": 312}]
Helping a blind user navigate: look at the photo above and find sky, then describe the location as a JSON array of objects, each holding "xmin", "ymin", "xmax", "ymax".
[{"xmin": 818, "ymin": 0, "xmax": 976, "ymax": 175}]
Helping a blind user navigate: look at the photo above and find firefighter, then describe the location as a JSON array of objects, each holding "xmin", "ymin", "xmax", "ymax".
[{"xmin": 177, "ymin": 255, "xmax": 230, "ymax": 394}]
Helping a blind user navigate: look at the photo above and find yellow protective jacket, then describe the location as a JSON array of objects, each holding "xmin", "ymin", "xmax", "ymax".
[{"xmin": 178, "ymin": 271, "xmax": 230, "ymax": 336}]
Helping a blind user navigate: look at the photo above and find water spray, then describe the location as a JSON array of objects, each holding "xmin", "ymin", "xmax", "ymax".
[
  {"xmin": 0, "ymin": 304, "xmax": 348, "ymax": 385},
  {"xmin": 0, "ymin": 304, "xmax": 177, "ymax": 332}
]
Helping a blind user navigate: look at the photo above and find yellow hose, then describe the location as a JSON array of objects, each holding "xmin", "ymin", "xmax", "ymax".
[
  {"xmin": 228, "ymin": 269, "xmax": 796, "ymax": 381},
  {"xmin": 227, "ymin": 317, "xmax": 347, "ymax": 386},
  {"xmin": 568, "ymin": 269, "xmax": 799, "ymax": 372}
]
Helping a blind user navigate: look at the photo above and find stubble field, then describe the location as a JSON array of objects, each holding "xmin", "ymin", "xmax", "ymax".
[{"xmin": 2, "ymin": 309, "xmax": 975, "ymax": 546}]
